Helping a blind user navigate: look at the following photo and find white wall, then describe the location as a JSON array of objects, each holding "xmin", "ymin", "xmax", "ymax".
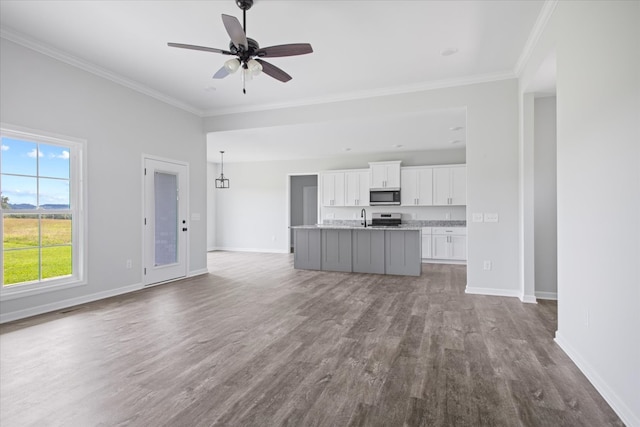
[
  {"xmin": 519, "ymin": 1, "xmax": 640, "ymax": 424},
  {"xmin": 534, "ymin": 96, "xmax": 557, "ymax": 299},
  {"xmin": 205, "ymin": 79, "xmax": 520, "ymax": 297},
  {"xmin": 0, "ymin": 39, "xmax": 207, "ymax": 321}
]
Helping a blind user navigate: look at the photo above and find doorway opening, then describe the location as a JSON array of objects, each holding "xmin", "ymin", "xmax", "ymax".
[{"xmin": 288, "ymin": 174, "xmax": 318, "ymax": 253}]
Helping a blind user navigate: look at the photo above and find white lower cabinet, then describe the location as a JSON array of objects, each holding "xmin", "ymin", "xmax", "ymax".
[
  {"xmin": 431, "ymin": 227, "xmax": 467, "ymax": 261},
  {"xmin": 421, "ymin": 228, "xmax": 432, "ymax": 259}
]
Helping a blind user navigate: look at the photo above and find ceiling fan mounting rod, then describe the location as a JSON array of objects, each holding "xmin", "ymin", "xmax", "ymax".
[{"xmin": 236, "ymin": 0, "xmax": 252, "ymax": 34}]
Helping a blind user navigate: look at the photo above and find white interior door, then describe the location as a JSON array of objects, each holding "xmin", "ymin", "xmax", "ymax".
[{"xmin": 144, "ymin": 158, "xmax": 188, "ymax": 285}]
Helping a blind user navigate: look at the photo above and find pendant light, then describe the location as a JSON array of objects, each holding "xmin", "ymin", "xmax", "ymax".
[{"xmin": 215, "ymin": 151, "xmax": 230, "ymax": 189}]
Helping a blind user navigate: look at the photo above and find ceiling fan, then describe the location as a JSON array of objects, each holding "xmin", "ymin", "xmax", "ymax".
[{"xmin": 168, "ymin": 0, "xmax": 313, "ymax": 94}]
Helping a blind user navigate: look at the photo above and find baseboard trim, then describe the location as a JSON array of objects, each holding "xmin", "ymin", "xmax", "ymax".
[
  {"xmin": 520, "ymin": 294, "xmax": 538, "ymax": 304},
  {"xmin": 209, "ymin": 246, "xmax": 289, "ymax": 254},
  {"xmin": 535, "ymin": 291, "xmax": 558, "ymax": 300},
  {"xmin": 464, "ymin": 286, "xmax": 521, "ymax": 298},
  {"xmin": 188, "ymin": 268, "xmax": 209, "ymax": 277},
  {"xmin": 555, "ymin": 332, "xmax": 640, "ymax": 427},
  {"xmin": 0, "ymin": 283, "xmax": 143, "ymax": 324},
  {"xmin": 422, "ymin": 259, "xmax": 467, "ymax": 265}
]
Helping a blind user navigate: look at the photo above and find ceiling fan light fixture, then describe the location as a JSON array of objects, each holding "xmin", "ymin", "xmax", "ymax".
[
  {"xmin": 168, "ymin": 0, "xmax": 313, "ymax": 93},
  {"xmin": 224, "ymin": 58, "xmax": 241, "ymax": 73},
  {"xmin": 247, "ymin": 58, "xmax": 263, "ymax": 76}
]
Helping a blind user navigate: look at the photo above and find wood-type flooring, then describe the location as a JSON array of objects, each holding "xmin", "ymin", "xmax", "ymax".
[{"xmin": 0, "ymin": 251, "xmax": 624, "ymax": 426}]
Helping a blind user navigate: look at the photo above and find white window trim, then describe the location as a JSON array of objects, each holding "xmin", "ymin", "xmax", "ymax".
[{"xmin": 0, "ymin": 124, "xmax": 88, "ymax": 301}]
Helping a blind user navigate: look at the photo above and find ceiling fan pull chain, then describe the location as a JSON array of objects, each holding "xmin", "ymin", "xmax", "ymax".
[{"xmin": 242, "ymin": 66, "xmax": 246, "ymax": 94}]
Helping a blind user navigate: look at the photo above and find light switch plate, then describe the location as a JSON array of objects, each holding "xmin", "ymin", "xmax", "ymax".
[
  {"xmin": 472, "ymin": 213, "xmax": 484, "ymax": 222},
  {"xmin": 484, "ymin": 213, "xmax": 499, "ymax": 223}
]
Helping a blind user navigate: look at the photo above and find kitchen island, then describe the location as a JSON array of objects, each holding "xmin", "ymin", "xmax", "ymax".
[{"xmin": 291, "ymin": 225, "xmax": 422, "ymax": 276}]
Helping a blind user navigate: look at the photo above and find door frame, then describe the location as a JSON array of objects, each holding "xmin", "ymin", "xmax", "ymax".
[
  {"xmin": 286, "ymin": 173, "xmax": 320, "ymax": 253},
  {"xmin": 142, "ymin": 154, "xmax": 190, "ymax": 287}
]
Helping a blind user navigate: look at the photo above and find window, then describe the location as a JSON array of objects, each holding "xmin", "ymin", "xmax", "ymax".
[{"xmin": 1, "ymin": 126, "xmax": 86, "ymax": 299}]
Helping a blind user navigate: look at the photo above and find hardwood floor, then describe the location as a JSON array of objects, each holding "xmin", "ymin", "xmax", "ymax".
[{"xmin": 0, "ymin": 252, "xmax": 624, "ymax": 426}]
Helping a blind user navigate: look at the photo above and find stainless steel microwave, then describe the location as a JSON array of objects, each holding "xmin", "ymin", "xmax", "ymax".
[{"xmin": 369, "ymin": 188, "xmax": 401, "ymax": 205}]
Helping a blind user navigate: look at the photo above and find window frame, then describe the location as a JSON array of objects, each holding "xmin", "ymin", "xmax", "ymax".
[{"xmin": 0, "ymin": 124, "xmax": 88, "ymax": 300}]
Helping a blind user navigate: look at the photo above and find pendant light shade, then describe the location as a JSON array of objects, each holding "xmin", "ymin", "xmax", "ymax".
[{"xmin": 215, "ymin": 151, "xmax": 230, "ymax": 189}]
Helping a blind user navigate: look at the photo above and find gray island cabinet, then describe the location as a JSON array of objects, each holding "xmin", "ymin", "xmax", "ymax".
[
  {"xmin": 352, "ymin": 229, "xmax": 385, "ymax": 274},
  {"xmin": 291, "ymin": 225, "xmax": 421, "ymax": 276},
  {"xmin": 385, "ymin": 229, "xmax": 422, "ymax": 276},
  {"xmin": 293, "ymin": 228, "xmax": 321, "ymax": 270},
  {"xmin": 321, "ymin": 229, "xmax": 352, "ymax": 272}
]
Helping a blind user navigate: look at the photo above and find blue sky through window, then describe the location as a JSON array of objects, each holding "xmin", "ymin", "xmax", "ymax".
[{"xmin": 1, "ymin": 137, "xmax": 70, "ymax": 208}]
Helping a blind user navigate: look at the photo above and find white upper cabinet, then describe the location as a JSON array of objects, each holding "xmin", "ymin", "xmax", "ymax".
[
  {"xmin": 401, "ymin": 167, "xmax": 433, "ymax": 206},
  {"xmin": 369, "ymin": 161, "xmax": 401, "ymax": 189},
  {"xmin": 433, "ymin": 165, "xmax": 467, "ymax": 205},
  {"xmin": 345, "ymin": 170, "xmax": 370, "ymax": 206},
  {"xmin": 321, "ymin": 171, "xmax": 345, "ymax": 206}
]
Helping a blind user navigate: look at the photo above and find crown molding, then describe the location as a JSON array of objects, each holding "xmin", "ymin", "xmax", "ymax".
[
  {"xmin": 203, "ymin": 70, "xmax": 516, "ymax": 117},
  {"xmin": 514, "ymin": 0, "xmax": 559, "ymax": 77},
  {"xmin": 0, "ymin": 27, "xmax": 204, "ymax": 117},
  {"xmin": 2, "ymin": 20, "xmax": 523, "ymax": 120}
]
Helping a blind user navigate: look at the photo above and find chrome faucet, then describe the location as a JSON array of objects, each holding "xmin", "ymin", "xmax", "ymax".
[{"xmin": 361, "ymin": 208, "xmax": 367, "ymax": 228}]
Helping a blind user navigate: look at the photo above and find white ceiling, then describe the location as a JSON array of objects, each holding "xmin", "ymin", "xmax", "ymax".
[
  {"xmin": 0, "ymin": 0, "xmax": 546, "ymax": 162},
  {"xmin": 208, "ymin": 107, "xmax": 467, "ymax": 162}
]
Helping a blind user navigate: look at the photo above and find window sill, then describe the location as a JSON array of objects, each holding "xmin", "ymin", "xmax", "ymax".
[{"xmin": 0, "ymin": 277, "xmax": 87, "ymax": 301}]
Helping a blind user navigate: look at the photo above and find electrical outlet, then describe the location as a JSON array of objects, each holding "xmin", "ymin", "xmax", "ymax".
[
  {"xmin": 271, "ymin": 235, "xmax": 276, "ymax": 242},
  {"xmin": 472, "ymin": 213, "xmax": 484, "ymax": 222},
  {"xmin": 483, "ymin": 260, "xmax": 492, "ymax": 270},
  {"xmin": 126, "ymin": 259, "xmax": 132, "ymax": 269},
  {"xmin": 445, "ymin": 212, "xmax": 451, "ymax": 220},
  {"xmin": 484, "ymin": 213, "xmax": 499, "ymax": 223}
]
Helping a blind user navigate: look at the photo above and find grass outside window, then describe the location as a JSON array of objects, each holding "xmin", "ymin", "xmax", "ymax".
[{"xmin": 3, "ymin": 216, "xmax": 72, "ymax": 285}]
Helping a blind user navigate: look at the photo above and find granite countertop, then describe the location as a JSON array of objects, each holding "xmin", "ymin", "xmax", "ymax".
[
  {"xmin": 291, "ymin": 224, "xmax": 424, "ymax": 231},
  {"xmin": 291, "ymin": 219, "xmax": 466, "ymax": 231},
  {"xmin": 292, "ymin": 218, "xmax": 467, "ymax": 231}
]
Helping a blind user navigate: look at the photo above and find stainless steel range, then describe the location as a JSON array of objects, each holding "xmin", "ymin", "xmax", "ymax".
[{"xmin": 371, "ymin": 213, "xmax": 402, "ymax": 227}]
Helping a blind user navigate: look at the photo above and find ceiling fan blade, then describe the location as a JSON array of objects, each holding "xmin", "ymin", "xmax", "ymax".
[
  {"xmin": 168, "ymin": 42, "xmax": 231, "ymax": 55},
  {"xmin": 213, "ymin": 65, "xmax": 230, "ymax": 79},
  {"xmin": 256, "ymin": 43, "xmax": 313, "ymax": 58},
  {"xmin": 255, "ymin": 59, "xmax": 292, "ymax": 82},
  {"xmin": 222, "ymin": 14, "xmax": 248, "ymax": 50}
]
